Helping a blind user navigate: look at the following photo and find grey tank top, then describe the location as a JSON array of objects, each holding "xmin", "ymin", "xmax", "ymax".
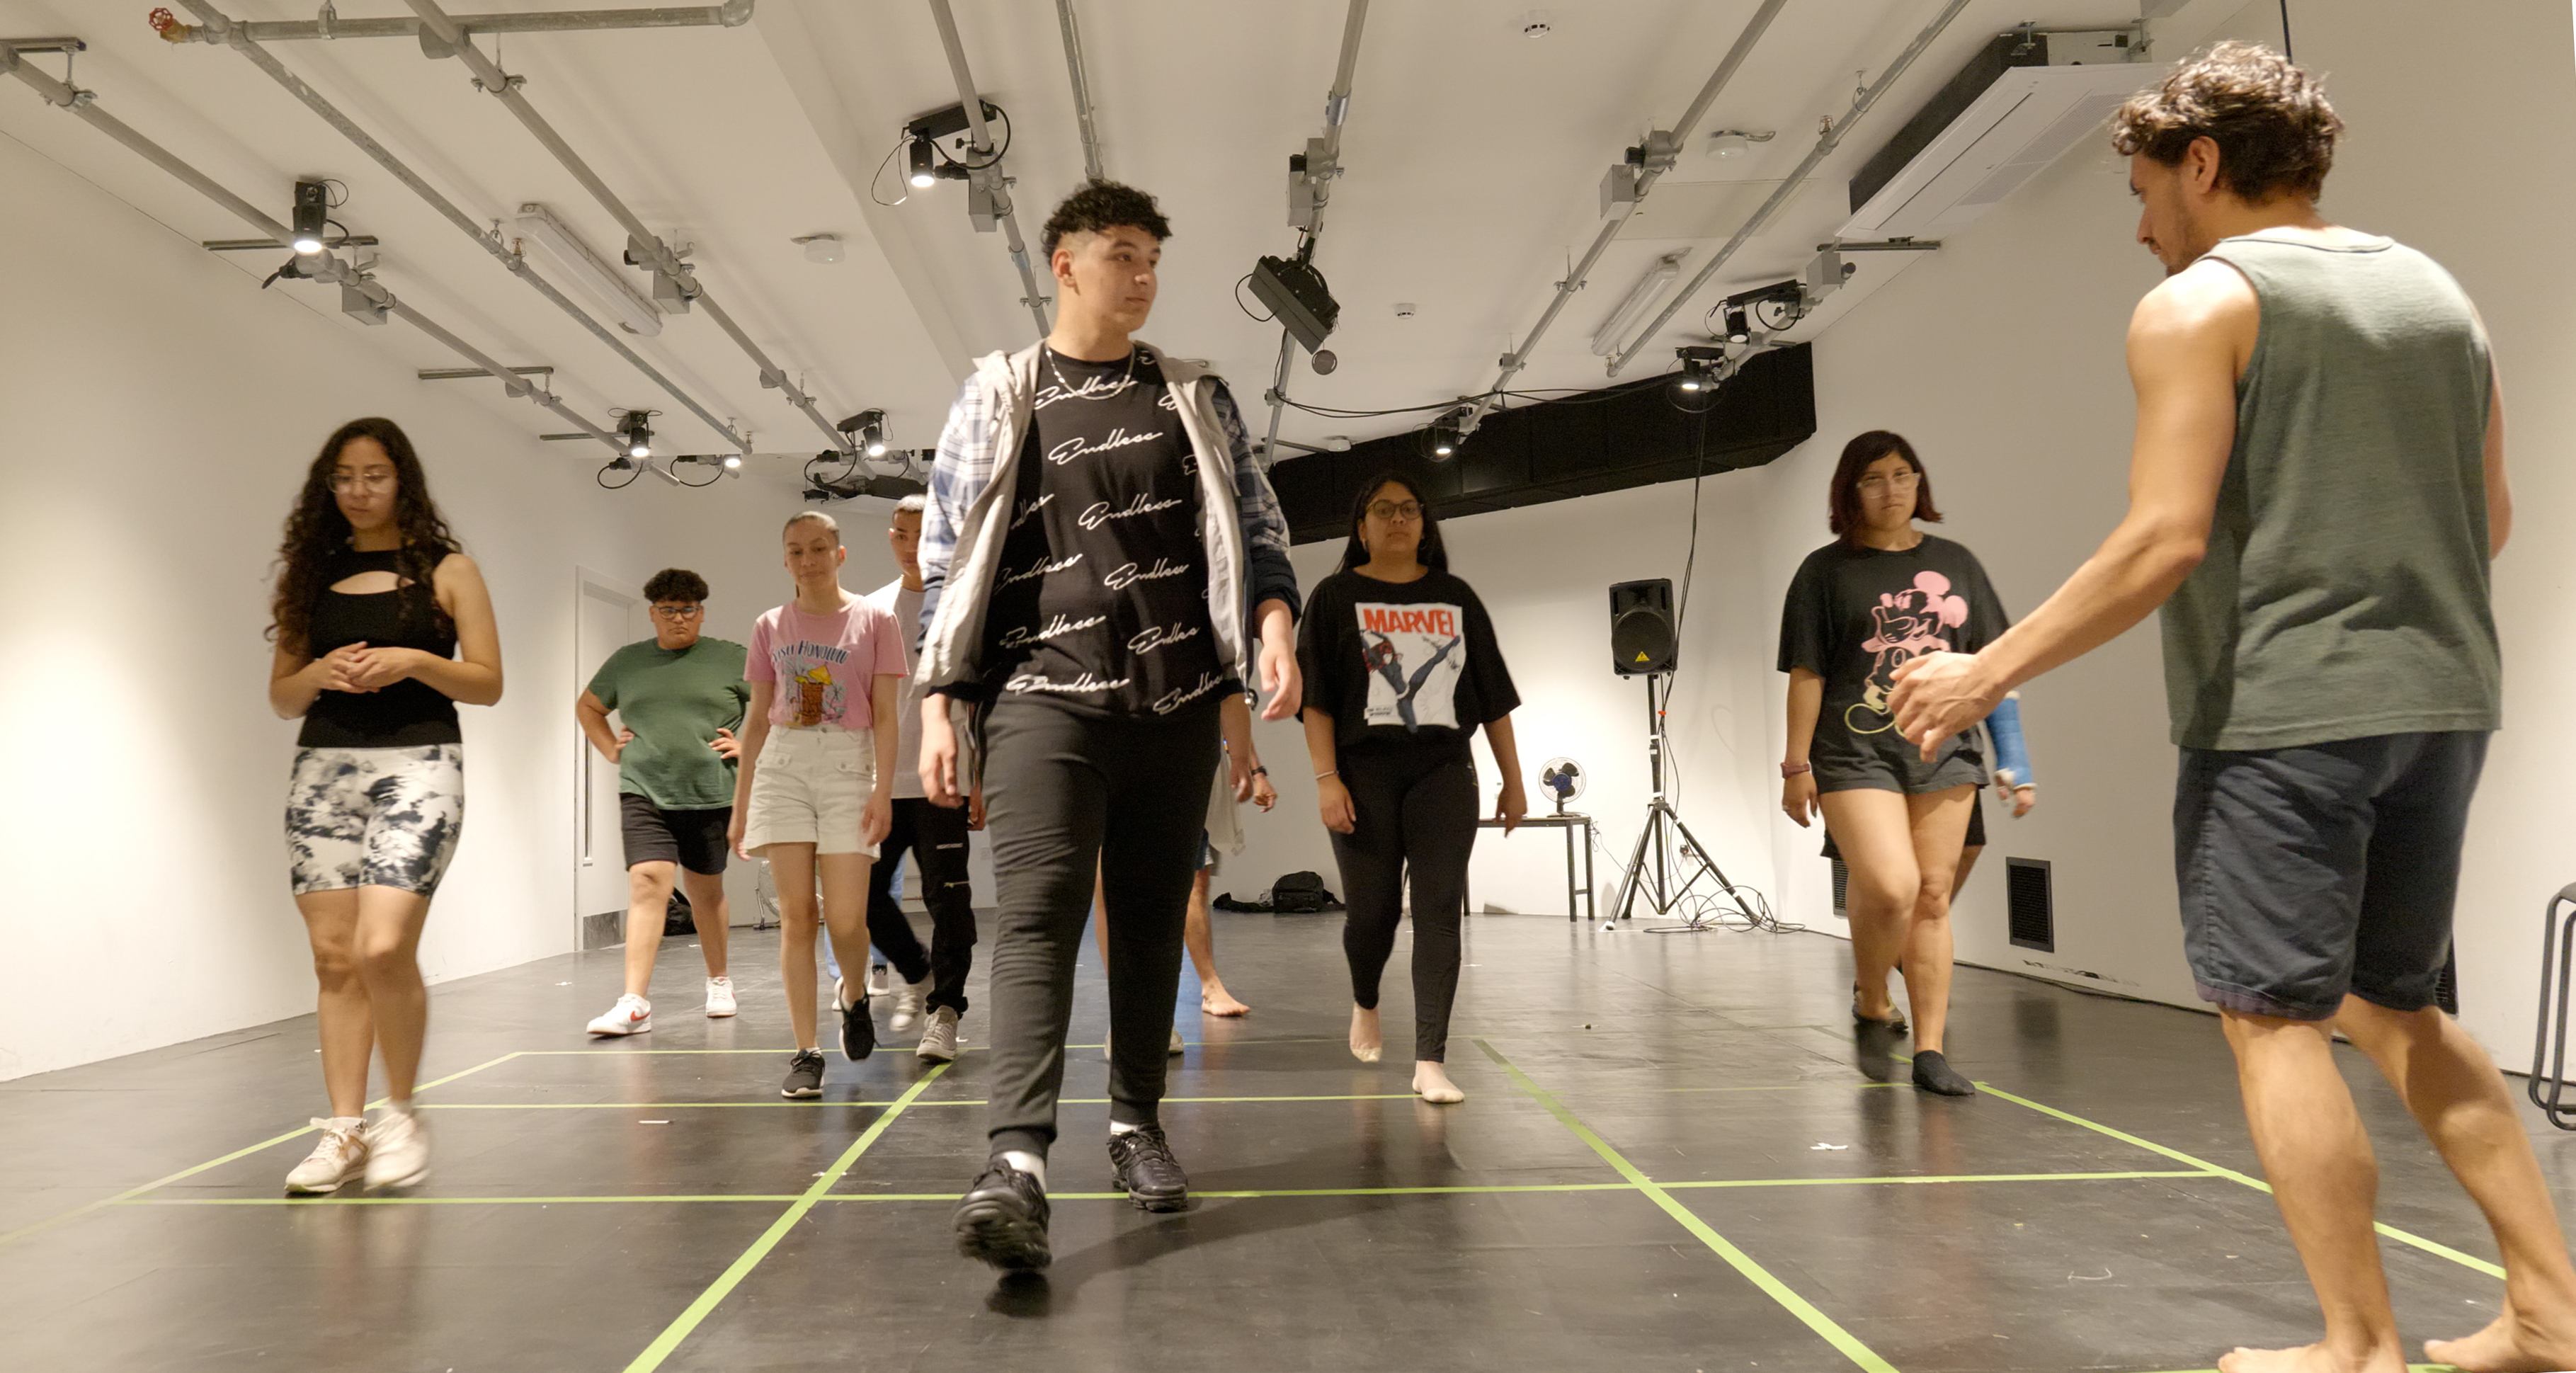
[{"xmin": 2160, "ymin": 234, "xmax": 2498, "ymax": 751}]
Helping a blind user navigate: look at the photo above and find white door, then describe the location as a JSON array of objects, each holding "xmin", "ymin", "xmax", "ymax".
[{"xmin": 576, "ymin": 571, "xmax": 645, "ymax": 940}]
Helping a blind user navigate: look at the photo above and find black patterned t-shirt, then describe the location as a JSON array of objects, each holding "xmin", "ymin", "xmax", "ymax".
[{"xmin": 977, "ymin": 346, "xmax": 1229, "ymax": 717}]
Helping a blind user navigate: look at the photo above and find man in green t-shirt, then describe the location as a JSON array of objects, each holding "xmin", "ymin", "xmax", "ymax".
[{"xmin": 575, "ymin": 568, "xmax": 752, "ymax": 1036}]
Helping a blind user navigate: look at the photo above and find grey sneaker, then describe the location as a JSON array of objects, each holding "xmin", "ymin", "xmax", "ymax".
[
  {"xmin": 916, "ymin": 1006, "xmax": 960, "ymax": 1062},
  {"xmin": 285, "ymin": 1117, "xmax": 369, "ymax": 1194},
  {"xmin": 782, "ymin": 1048, "xmax": 826, "ymax": 1099},
  {"xmin": 889, "ymin": 979, "xmax": 929, "ymax": 1034}
]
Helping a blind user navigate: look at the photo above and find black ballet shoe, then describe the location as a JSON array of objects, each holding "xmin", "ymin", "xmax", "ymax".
[{"xmin": 1910, "ymin": 1049, "xmax": 1976, "ymax": 1097}]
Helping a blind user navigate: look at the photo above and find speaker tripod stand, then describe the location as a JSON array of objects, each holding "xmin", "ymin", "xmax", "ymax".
[{"xmin": 1614, "ymin": 673, "xmax": 1764, "ymax": 933}]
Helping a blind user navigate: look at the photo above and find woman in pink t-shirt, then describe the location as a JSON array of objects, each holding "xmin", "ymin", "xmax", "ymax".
[{"xmin": 728, "ymin": 511, "xmax": 908, "ymax": 1100}]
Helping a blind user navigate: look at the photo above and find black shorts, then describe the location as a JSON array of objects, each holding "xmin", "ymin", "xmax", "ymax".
[
  {"xmin": 1820, "ymin": 788, "xmax": 1985, "ymax": 861},
  {"xmin": 621, "ymin": 793, "xmax": 731, "ymax": 875},
  {"xmin": 2174, "ymin": 731, "xmax": 2486, "ymax": 1022}
]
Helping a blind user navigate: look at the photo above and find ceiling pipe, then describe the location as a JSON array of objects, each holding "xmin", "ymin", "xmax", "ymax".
[
  {"xmin": 1459, "ymin": 0, "xmax": 1787, "ymax": 436},
  {"xmin": 1605, "ymin": 0, "xmax": 1974, "ymax": 377},
  {"xmin": 0, "ymin": 40, "xmax": 620, "ymax": 450},
  {"xmin": 170, "ymin": 0, "xmax": 749, "ymax": 452},
  {"xmin": 1259, "ymin": 0, "xmax": 1369, "ymax": 466},
  {"xmin": 1054, "ymin": 0, "xmax": 1105, "ymax": 186},
  {"xmin": 153, "ymin": 2, "xmax": 753, "ymax": 45},
  {"xmin": 398, "ymin": 0, "xmax": 853, "ymax": 453},
  {"xmin": 925, "ymin": 0, "xmax": 1053, "ymax": 338}
]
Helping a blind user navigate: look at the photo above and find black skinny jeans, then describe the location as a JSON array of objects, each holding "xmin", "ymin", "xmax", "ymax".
[
  {"xmin": 979, "ymin": 695, "xmax": 1221, "ymax": 1158},
  {"xmin": 863, "ymin": 797, "xmax": 979, "ymax": 1015},
  {"xmin": 1332, "ymin": 739, "xmax": 1478, "ymax": 1064}
]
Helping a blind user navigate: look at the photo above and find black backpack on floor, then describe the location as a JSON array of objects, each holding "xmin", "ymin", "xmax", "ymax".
[
  {"xmin": 664, "ymin": 889, "xmax": 697, "ymax": 937},
  {"xmin": 1270, "ymin": 871, "xmax": 1339, "ymax": 914}
]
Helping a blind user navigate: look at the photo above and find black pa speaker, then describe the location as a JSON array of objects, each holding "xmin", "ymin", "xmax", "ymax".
[{"xmin": 1608, "ymin": 579, "xmax": 1676, "ymax": 676}]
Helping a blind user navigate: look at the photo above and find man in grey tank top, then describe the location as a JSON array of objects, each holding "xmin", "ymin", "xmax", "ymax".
[{"xmin": 1889, "ymin": 42, "xmax": 2573, "ymax": 1373}]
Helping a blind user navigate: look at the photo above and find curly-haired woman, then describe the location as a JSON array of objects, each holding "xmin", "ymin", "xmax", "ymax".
[{"xmin": 268, "ymin": 418, "xmax": 502, "ymax": 1192}]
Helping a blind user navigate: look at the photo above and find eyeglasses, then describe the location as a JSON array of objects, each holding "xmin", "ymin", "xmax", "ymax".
[
  {"xmin": 1366, "ymin": 500, "xmax": 1424, "ymax": 523},
  {"xmin": 650, "ymin": 605, "xmax": 705, "ymax": 621},
  {"xmin": 328, "ymin": 471, "xmax": 396, "ymax": 493}
]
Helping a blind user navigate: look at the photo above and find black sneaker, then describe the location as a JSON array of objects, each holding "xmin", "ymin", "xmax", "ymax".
[
  {"xmin": 953, "ymin": 1161, "xmax": 1051, "ymax": 1271},
  {"xmin": 836, "ymin": 979, "xmax": 875, "ymax": 1062},
  {"xmin": 1107, "ymin": 1125, "xmax": 1190, "ymax": 1212},
  {"xmin": 781, "ymin": 1049, "xmax": 825, "ymax": 1099}
]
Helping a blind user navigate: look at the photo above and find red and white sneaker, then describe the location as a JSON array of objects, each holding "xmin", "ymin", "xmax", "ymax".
[{"xmin": 586, "ymin": 993, "xmax": 651, "ymax": 1037}]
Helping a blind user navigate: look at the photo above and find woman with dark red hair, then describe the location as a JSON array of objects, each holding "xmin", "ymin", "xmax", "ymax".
[{"xmin": 1777, "ymin": 431, "xmax": 2020, "ymax": 1096}]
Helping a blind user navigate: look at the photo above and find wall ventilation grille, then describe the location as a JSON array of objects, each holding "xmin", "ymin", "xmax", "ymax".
[{"xmin": 2006, "ymin": 857, "xmax": 2054, "ymax": 952}]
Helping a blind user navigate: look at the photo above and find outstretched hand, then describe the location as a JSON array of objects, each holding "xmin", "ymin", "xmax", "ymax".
[{"xmin": 1888, "ymin": 651, "xmax": 2006, "ymax": 763}]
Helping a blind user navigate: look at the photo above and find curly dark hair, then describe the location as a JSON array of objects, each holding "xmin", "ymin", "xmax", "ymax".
[
  {"xmin": 1040, "ymin": 180, "xmax": 1173, "ymax": 259},
  {"xmin": 269, "ymin": 417, "xmax": 461, "ymax": 650},
  {"xmin": 2111, "ymin": 41, "xmax": 2343, "ymax": 203},
  {"xmin": 643, "ymin": 568, "xmax": 709, "ymax": 603},
  {"xmin": 1336, "ymin": 470, "xmax": 1449, "ymax": 575},
  {"xmin": 1827, "ymin": 431, "xmax": 1943, "ymax": 543}
]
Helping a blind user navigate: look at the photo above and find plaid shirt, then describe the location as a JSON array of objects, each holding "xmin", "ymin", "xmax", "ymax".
[{"xmin": 917, "ymin": 346, "xmax": 1299, "ymax": 690}]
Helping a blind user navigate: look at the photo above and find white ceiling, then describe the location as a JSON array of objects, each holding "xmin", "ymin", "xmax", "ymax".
[{"xmin": 0, "ymin": 0, "xmax": 2257, "ymax": 477}]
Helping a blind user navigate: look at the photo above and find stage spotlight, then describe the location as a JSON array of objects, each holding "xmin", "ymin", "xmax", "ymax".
[
  {"xmin": 1669, "ymin": 346, "xmax": 1726, "ymax": 413},
  {"xmin": 291, "ymin": 178, "xmax": 329, "ymax": 254},
  {"xmin": 618, "ymin": 411, "xmax": 654, "ymax": 460},
  {"xmin": 722, "ymin": 454, "xmax": 743, "ymax": 470},
  {"xmin": 1420, "ymin": 411, "xmax": 1464, "ymax": 462},
  {"xmin": 838, "ymin": 408, "xmax": 889, "ymax": 459},
  {"xmin": 1720, "ymin": 304, "xmax": 1753, "ymax": 346},
  {"xmin": 907, "ymin": 136, "xmax": 938, "ymax": 189}
]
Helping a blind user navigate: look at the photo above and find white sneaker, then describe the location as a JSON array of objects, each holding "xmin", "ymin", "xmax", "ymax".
[
  {"xmin": 889, "ymin": 979, "xmax": 928, "ymax": 1033},
  {"xmin": 865, "ymin": 963, "xmax": 891, "ymax": 998},
  {"xmin": 364, "ymin": 1106, "xmax": 429, "ymax": 1189},
  {"xmin": 284, "ymin": 1117, "xmax": 370, "ymax": 1194},
  {"xmin": 586, "ymin": 993, "xmax": 651, "ymax": 1037},
  {"xmin": 704, "ymin": 976, "xmax": 737, "ymax": 1018},
  {"xmin": 916, "ymin": 1006, "xmax": 959, "ymax": 1062}
]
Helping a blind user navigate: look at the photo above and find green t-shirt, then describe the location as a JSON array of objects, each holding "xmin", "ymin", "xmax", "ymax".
[{"xmin": 587, "ymin": 638, "xmax": 751, "ymax": 809}]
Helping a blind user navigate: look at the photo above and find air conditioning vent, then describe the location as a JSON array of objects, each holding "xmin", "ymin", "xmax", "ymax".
[
  {"xmin": 2006, "ymin": 857, "xmax": 2053, "ymax": 952},
  {"xmin": 1840, "ymin": 30, "xmax": 2151, "ymax": 243},
  {"xmin": 1831, "ymin": 857, "xmax": 1850, "ymax": 916}
]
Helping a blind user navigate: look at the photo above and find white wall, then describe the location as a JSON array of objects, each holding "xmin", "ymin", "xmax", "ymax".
[{"xmin": 0, "ymin": 130, "xmax": 848, "ymax": 1080}]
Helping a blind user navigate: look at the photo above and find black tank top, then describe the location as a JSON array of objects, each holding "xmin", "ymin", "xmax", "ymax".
[{"xmin": 297, "ymin": 546, "xmax": 464, "ymax": 748}]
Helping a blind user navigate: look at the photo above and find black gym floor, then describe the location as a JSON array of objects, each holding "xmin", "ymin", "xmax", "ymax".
[{"xmin": 2, "ymin": 911, "xmax": 2564, "ymax": 1372}]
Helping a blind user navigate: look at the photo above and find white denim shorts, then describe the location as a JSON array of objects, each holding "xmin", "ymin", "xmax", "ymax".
[{"xmin": 743, "ymin": 725, "xmax": 879, "ymax": 858}]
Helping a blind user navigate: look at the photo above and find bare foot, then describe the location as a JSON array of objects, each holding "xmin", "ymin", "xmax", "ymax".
[
  {"xmin": 1413, "ymin": 1061, "xmax": 1464, "ymax": 1104},
  {"xmin": 1349, "ymin": 1005, "xmax": 1381, "ymax": 1064},
  {"xmin": 2427, "ymin": 1305, "xmax": 2576, "ymax": 1373},
  {"xmin": 1201, "ymin": 984, "xmax": 1250, "ymax": 1018},
  {"xmin": 2215, "ymin": 1342, "xmax": 2404, "ymax": 1373}
]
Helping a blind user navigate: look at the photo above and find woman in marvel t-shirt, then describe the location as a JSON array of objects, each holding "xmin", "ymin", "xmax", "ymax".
[
  {"xmin": 1777, "ymin": 431, "xmax": 2012, "ymax": 1098},
  {"xmin": 1299, "ymin": 472, "xmax": 1526, "ymax": 1106}
]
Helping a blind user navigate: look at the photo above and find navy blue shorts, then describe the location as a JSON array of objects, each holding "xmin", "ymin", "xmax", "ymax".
[{"xmin": 2173, "ymin": 731, "xmax": 2487, "ymax": 1021}]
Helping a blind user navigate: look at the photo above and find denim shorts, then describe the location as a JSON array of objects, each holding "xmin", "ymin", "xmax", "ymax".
[{"xmin": 2173, "ymin": 731, "xmax": 2487, "ymax": 1021}]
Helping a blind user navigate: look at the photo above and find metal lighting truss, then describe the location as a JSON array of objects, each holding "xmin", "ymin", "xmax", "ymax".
[
  {"xmin": 1054, "ymin": 0, "xmax": 1105, "ymax": 186},
  {"xmin": 1602, "ymin": 0, "xmax": 1974, "ymax": 377},
  {"xmin": 925, "ymin": 0, "xmax": 1052, "ymax": 337},
  {"xmin": 0, "ymin": 37, "xmax": 620, "ymax": 451},
  {"xmin": 1257, "ymin": 0, "xmax": 1369, "ymax": 467},
  {"xmin": 394, "ymin": 0, "xmax": 853, "ymax": 453},
  {"xmin": 1459, "ymin": 0, "xmax": 1789, "ymax": 437},
  {"xmin": 151, "ymin": 2, "xmax": 755, "ymax": 45},
  {"xmin": 171, "ymin": 1, "xmax": 750, "ymax": 452}
]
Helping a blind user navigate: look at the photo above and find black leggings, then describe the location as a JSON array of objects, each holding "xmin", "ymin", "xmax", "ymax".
[
  {"xmin": 979, "ymin": 695, "xmax": 1221, "ymax": 1158},
  {"xmin": 1332, "ymin": 741, "xmax": 1477, "ymax": 1063},
  {"xmin": 863, "ymin": 798, "xmax": 979, "ymax": 1015}
]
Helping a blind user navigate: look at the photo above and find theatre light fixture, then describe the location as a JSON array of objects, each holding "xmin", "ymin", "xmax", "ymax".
[
  {"xmin": 617, "ymin": 410, "xmax": 656, "ymax": 460},
  {"xmin": 838, "ymin": 409, "xmax": 889, "ymax": 459},
  {"xmin": 290, "ymin": 177, "xmax": 329, "ymax": 254}
]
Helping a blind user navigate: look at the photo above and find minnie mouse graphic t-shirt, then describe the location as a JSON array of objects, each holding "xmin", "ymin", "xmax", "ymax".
[
  {"xmin": 976, "ymin": 346, "xmax": 1229, "ymax": 718},
  {"xmin": 1777, "ymin": 535, "xmax": 2008, "ymax": 792},
  {"xmin": 1299, "ymin": 568, "xmax": 1520, "ymax": 756}
]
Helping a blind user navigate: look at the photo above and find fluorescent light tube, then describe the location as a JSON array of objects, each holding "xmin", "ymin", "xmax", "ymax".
[{"xmin": 515, "ymin": 202, "xmax": 663, "ymax": 338}]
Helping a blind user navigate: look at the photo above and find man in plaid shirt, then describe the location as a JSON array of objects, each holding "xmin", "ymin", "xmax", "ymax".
[{"xmin": 911, "ymin": 182, "xmax": 1301, "ymax": 1272}]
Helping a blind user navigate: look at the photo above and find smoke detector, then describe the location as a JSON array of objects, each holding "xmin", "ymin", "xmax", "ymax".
[
  {"xmin": 1519, "ymin": 9, "xmax": 1554, "ymax": 38},
  {"xmin": 1392, "ymin": 302, "xmax": 1418, "ymax": 319}
]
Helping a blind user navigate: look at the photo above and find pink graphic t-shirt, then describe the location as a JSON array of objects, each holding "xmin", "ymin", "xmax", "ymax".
[{"xmin": 744, "ymin": 596, "xmax": 909, "ymax": 731}]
